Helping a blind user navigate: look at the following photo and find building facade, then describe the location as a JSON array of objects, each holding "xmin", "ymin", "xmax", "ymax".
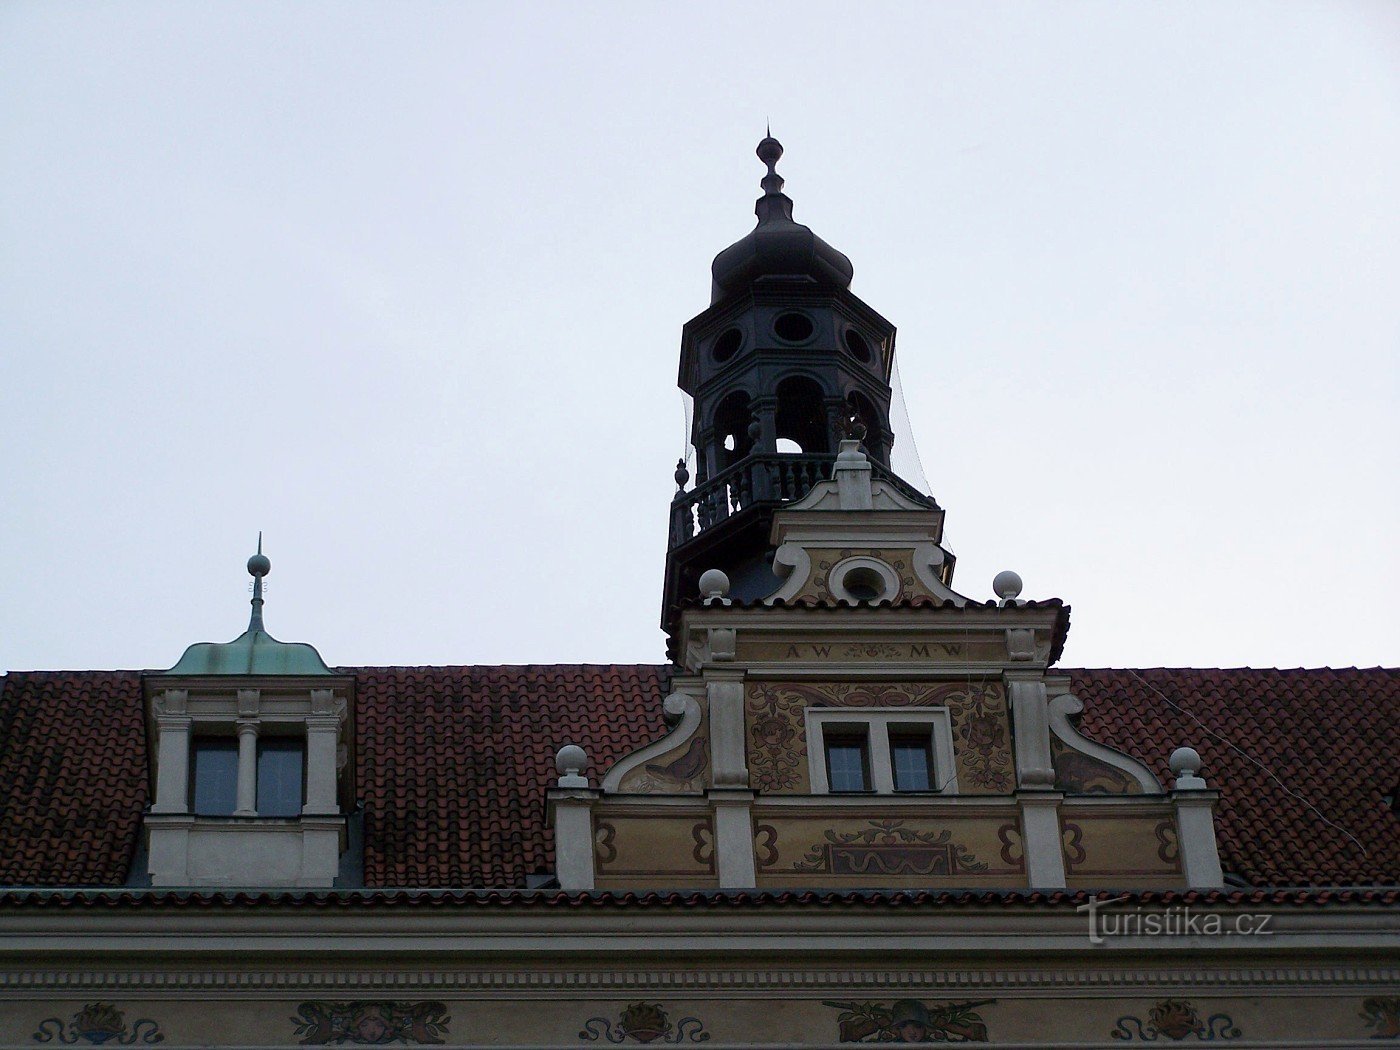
[{"xmin": 1, "ymin": 137, "xmax": 1396, "ymax": 1048}]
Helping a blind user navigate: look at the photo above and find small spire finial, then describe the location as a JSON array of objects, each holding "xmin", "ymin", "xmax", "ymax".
[
  {"xmin": 754, "ymin": 129, "xmax": 791, "ymax": 223},
  {"xmin": 246, "ymin": 534, "xmax": 271, "ymax": 632}
]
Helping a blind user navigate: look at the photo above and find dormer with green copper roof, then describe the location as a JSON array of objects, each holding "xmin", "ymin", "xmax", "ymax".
[
  {"xmin": 163, "ymin": 538, "xmax": 332, "ymax": 677},
  {"xmin": 143, "ymin": 538, "xmax": 353, "ymax": 888}
]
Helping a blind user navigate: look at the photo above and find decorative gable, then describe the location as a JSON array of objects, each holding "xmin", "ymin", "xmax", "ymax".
[{"xmin": 550, "ymin": 443, "xmax": 1223, "ymax": 894}]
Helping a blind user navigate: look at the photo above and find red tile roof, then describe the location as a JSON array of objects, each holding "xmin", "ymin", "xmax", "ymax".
[
  {"xmin": 1065, "ymin": 667, "xmax": 1400, "ymax": 887},
  {"xmin": 0, "ymin": 665, "xmax": 1394, "ymax": 890},
  {"xmin": 0, "ymin": 671, "xmax": 148, "ymax": 886},
  {"xmin": 352, "ymin": 665, "xmax": 669, "ymax": 886}
]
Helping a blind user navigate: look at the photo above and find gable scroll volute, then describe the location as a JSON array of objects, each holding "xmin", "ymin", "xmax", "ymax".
[
  {"xmin": 1044, "ymin": 684, "xmax": 1163, "ymax": 795},
  {"xmin": 602, "ymin": 685, "xmax": 712, "ymax": 795}
]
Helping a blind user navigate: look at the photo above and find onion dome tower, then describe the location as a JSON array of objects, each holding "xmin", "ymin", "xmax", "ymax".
[{"xmin": 663, "ymin": 135, "xmax": 941, "ymax": 632}]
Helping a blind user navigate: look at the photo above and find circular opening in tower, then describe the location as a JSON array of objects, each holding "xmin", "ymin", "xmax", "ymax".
[
  {"xmin": 829, "ymin": 556, "xmax": 900, "ymax": 604},
  {"xmin": 844, "ymin": 328, "xmax": 872, "ymax": 363},
  {"xmin": 841, "ymin": 566, "xmax": 886, "ymax": 602},
  {"xmin": 712, "ymin": 328, "xmax": 743, "ymax": 364},
  {"xmin": 773, "ymin": 312, "xmax": 814, "ymax": 343}
]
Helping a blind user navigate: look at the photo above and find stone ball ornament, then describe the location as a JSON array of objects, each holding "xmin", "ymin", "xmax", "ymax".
[
  {"xmin": 1169, "ymin": 746, "xmax": 1202, "ymax": 776},
  {"xmin": 555, "ymin": 744, "xmax": 588, "ymax": 778},
  {"xmin": 1169, "ymin": 745, "xmax": 1207, "ymax": 788},
  {"xmin": 992, "ymin": 569, "xmax": 1023, "ymax": 604},
  {"xmin": 698, "ymin": 568, "xmax": 731, "ymax": 601}
]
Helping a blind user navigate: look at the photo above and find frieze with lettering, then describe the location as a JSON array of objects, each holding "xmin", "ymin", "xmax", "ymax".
[{"xmin": 735, "ymin": 637, "xmax": 1006, "ymax": 664}]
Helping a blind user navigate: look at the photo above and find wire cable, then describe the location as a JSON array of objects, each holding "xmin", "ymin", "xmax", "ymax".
[{"xmin": 1123, "ymin": 667, "xmax": 1369, "ymax": 858}]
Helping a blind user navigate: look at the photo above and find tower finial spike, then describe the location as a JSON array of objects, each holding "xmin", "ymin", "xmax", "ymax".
[{"xmin": 246, "ymin": 535, "xmax": 271, "ymax": 633}]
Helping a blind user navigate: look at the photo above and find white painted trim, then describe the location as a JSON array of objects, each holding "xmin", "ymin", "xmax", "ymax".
[
  {"xmin": 1173, "ymin": 790, "xmax": 1226, "ymax": 888},
  {"xmin": 804, "ymin": 708, "xmax": 957, "ymax": 795}
]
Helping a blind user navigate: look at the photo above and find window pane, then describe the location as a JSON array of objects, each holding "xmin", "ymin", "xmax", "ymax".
[
  {"xmin": 891, "ymin": 734, "xmax": 933, "ymax": 791},
  {"xmin": 257, "ymin": 738, "xmax": 305, "ymax": 817},
  {"xmin": 191, "ymin": 739, "xmax": 238, "ymax": 816},
  {"xmin": 825, "ymin": 736, "xmax": 869, "ymax": 792}
]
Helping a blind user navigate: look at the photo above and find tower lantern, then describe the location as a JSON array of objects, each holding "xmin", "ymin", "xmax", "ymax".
[{"xmin": 664, "ymin": 135, "xmax": 940, "ymax": 631}]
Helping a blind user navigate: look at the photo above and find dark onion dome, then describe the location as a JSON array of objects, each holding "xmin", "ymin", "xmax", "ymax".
[{"xmin": 710, "ymin": 135, "xmax": 854, "ymax": 303}]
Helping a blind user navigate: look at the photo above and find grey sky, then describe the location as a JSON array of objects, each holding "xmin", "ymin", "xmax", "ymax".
[{"xmin": 2, "ymin": 1, "xmax": 1397, "ymax": 672}]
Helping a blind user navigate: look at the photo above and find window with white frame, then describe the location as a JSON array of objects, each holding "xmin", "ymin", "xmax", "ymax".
[
  {"xmin": 189, "ymin": 732, "xmax": 306, "ymax": 817},
  {"xmin": 806, "ymin": 709, "xmax": 959, "ymax": 795}
]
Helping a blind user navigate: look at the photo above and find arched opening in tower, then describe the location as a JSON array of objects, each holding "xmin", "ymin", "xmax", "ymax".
[
  {"xmin": 847, "ymin": 390, "xmax": 890, "ymax": 462},
  {"xmin": 712, "ymin": 391, "xmax": 755, "ymax": 471},
  {"xmin": 775, "ymin": 376, "xmax": 829, "ymax": 455}
]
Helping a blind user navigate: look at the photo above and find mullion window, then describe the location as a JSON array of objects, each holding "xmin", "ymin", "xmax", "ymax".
[
  {"xmin": 190, "ymin": 739, "xmax": 238, "ymax": 816},
  {"xmin": 256, "ymin": 737, "xmax": 306, "ymax": 817},
  {"xmin": 824, "ymin": 732, "xmax": 871, "ymax": 792},
  {"xmin": 890, "ymin": 732, "xmax": 934, "ymax": 791}
]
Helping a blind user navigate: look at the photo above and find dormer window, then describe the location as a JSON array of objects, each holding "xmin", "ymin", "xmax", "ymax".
[
  {"xmin": 189, "ymin": 730, "xmax": 307, "ymax": 818},
  {"xmin": 257, "ymin": 737, "xmax": 306, "ymax": 817},
  {"xmin": 191, "ymin": 738, "xmax": 239, "ymax": 816},
  {"xmin": 807, "ymin": 709, "xmax": 959, "ymax": 795},
  {"xmin": 143, "ymin": 543, "xmax": 353, "ymax": 887}
]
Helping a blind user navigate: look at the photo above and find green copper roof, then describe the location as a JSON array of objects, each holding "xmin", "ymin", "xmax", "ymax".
[
  {"xmin": 165, "ymin": 628, "xmax": 333, "ymax": 676},
  {"xmin": 161, "ymin": 539, "xmax": 332, "ymax": 677}
]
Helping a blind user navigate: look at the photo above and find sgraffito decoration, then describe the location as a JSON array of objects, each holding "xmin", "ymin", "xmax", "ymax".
[
  {"xmin": 1110, "ymin": 999, "xmax": 1241, "ymax": 1041},
  {"xmin": 794, "ymin": 819, "xmax": 988, "ymax": 876},
  {"xmin": 618, "ymin": 710, "xmax": 711, "ymax": 794},
  {"xmin": 291, "ymin": 1001, "xmax": 449, "ymax": 1045},
  {"xmin": 823, "ymin": 998, "xmax": 994, "ymax": 1042},
  {"xmin": 806, "ymin": 548, "xmax": 916, "ymax": 604},
  {"xmin": 1050, "ymin": 735, "xmax": 1141, "ymax": 794},
  {"xmin": 1362, "ymin": 997, "xmax": 1400, "ymax": 1039},
  {"xmin": 32, "ymin": 1003, "xmax": 165, "ymax": 1045},
  {"xmin": 747, "ymin": 684, "xmax": 809, "ymax": 792},
  {"xmin": 745, "ymin": 681, "xmax": 1013, "ymax": 795},
  {"xmin": 580, "ymin": 1002, "xmax": 711, "ymax": 1044}
]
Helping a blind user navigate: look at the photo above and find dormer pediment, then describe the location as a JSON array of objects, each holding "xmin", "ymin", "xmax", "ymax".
[{"xmin": 764, "ymin": 441, "xmax": 962, "ymax": 607}]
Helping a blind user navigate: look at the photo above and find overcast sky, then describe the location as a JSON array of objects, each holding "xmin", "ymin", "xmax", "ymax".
[{"xmin": 2, "ymin": 2, "xmax": 1397, "ymax": 673}]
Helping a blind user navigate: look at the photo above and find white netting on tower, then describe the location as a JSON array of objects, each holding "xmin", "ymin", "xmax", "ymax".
[
  {"xmin": 680, "ymin": 391, "xmax": 695, "ymax": 472},
  {"xmin": 887, "ymin": 352, "xmax": 933, "ymax": 497}
]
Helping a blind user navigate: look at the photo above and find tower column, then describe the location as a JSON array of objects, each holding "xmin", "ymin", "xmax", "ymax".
[
  {"xmin": 752, "ymin": 398, "xmax": 778, "ymax": 456},
  {"xmin": 235, "ymin": 719, "xmax": 259, "ymax": 816},
  {"xmin": 697, "ymin": 426, "xmax": 718, "ymax": 484},
  {"xmin": 824, "ymin": 397, "xmax": 849, "ymax": 456}
]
